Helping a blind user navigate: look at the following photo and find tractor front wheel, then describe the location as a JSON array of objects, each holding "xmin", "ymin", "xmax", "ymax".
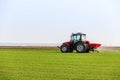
[{"xmin": 60, "ymin": 44, "xmax": 69, "ymax": 53}]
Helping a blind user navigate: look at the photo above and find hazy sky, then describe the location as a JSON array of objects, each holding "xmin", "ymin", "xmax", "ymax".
[{"xmin": 0, "ymin": 0, "xmax": 120, "ymax": 46}]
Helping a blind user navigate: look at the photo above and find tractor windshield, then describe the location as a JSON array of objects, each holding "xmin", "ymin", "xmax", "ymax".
[{"xmin": 71, "ymin": 35, "xmax": 80, "ymax": 41}]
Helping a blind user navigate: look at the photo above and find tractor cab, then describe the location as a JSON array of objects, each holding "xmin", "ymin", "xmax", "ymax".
[{"xmin": 70, "ymin": 33, "xmax": 86, "ymax": 44}]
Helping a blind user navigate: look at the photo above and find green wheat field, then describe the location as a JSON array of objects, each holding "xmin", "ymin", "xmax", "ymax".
[{"xmin": 0, "ymin": 47, "xmax": 120, "ymax": 80}]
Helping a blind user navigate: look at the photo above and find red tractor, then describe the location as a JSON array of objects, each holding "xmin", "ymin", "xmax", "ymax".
[{"xmin": 59, "ymin": 32, "xmax": 101, "ymax": 53}]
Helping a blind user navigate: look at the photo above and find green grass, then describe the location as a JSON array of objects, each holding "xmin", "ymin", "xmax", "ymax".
[{"xmin": 0, "ymin": 48, "xmax": 120, "ymax": 80}]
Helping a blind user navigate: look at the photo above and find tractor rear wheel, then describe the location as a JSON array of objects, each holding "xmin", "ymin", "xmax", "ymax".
[
  {"xmin": 75, "ymin": 43, "xmax": 85, "ymax": 53},
  {"xmin": 60, "ymin": 44, "xmax": 69, "ymax": 53}
]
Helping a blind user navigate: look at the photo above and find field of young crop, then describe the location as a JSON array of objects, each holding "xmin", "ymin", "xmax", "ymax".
[{"xmin": 0, "ymin": 47, "xmax": 120, "ymax": 80}]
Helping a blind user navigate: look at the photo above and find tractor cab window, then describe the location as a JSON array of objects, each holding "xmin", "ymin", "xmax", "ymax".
[
  {"xmin": 76, "ymin": 35, "xmax": 81, "ymax": 41},
  {"xmin": 81, "ymin": 34, "xmax": 86, "ymax": 41},
  {"xmin": 71, "ymin": 34, "xmax": 81, "ymax": 42}
]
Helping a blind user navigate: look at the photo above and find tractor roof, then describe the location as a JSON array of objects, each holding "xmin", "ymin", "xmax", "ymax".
[{"xmin": 72, "ymin": 32, "xmax": 86, "ymax": 35}]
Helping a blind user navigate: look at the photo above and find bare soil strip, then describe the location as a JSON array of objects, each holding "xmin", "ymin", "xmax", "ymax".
[
  {"xmin": 0, "ymin": 46, "xmax": 58, "ymax": 49},
  {"xmin": 100, "ymin": 47, "xmax": 120, "ymax": 50},
  {"xmin": 0, "ymin": 46, "xmax": 120, "ymax": 50}
]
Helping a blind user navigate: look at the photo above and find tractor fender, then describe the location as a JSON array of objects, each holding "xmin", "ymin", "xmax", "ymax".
[
  {"xmin": 63, "ymin": 41, "xmax": 72, "ymax": 46},
  {"xmin": 73, "ymin": 41, "xmax": 84, "ymax": 49}
]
